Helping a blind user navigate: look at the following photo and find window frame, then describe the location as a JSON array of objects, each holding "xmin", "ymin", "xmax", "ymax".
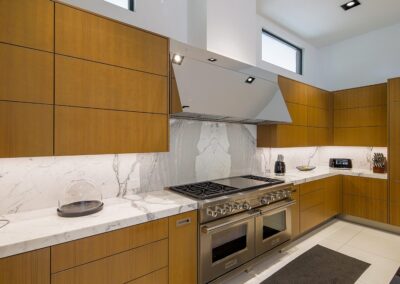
[
  {"xmin": 105, "ymin": 0, "xmax": 135, "ymax": 11},
  {"xmin": 261, "ymin": 29, "xmax": 303, "ymax": 75}
]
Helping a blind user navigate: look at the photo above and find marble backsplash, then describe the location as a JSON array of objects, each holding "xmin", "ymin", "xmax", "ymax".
[{"xmin": 0, "ymin": 119, "xmax": 387, "ymax": 215}]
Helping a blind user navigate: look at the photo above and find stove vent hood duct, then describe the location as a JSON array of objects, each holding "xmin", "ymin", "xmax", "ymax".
[{"xmin": 170, "ymin": 40, "xmax": 292, "ymax": 125}]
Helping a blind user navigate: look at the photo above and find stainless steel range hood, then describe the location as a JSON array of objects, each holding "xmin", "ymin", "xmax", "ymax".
[{"xmin": 170, "ymin": 40, "xmax": 292, "ymax": 125}]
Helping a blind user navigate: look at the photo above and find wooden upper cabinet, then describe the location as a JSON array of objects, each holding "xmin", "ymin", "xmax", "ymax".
[
  {"xmin": 55, "ymin": 106, "xmax": 168, "ymax": 155},
  {"xmin": 278, "ymin": 76, "xmax": 307, "ymax": 105},
  {"xmin": 389, "ymin": 78, "xmax": 400, "ymax": 226},
  {"xmin": 55, "ymin": 4, "xmax": 168, "ymax": 76},
  {"xmin": 286, "ymin": 103, "xmax": 307, "ymax": 126},
  {"xmin": 306, "ymin": 86, "xmax": 331, "ymax": 109},
  {"xmin": 0, "ymin": 0, "xmax": 54, "ymax": 51},
  {"xmin": 55, "ymin": 55, "xmax": 168, "ymax": 114},
  {"xmin": 0, "ymin": 43, "xmax": 53, "ymax": 104},
  {"xmin": 334, "ymin": 127, "xmax": 387, "ymax": 147},
  {"xmin": 0, "ymin": 248, "xmax": 50, "ymax": 284},
  {"xmin": 0, "ymin": 101, "xmax": 53, "ymax": 158},
  {"xmin": 334, "ymin": 106, "xmax": 387, "ymax": 128},
  {"xmin": 257, "ymin": 125, "xmax": 308, "ymax": 148},
  {"xmin": 334, "ymin": 84, "xmax": 387, "ymax": 109}
]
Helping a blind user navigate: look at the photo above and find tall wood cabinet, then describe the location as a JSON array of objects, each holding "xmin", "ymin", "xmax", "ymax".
[
  {"xmin": 333, "ymin": 84, "xmax": 387, "ymax": 146},
  {"xmin": 0, "ymin": 0, "xmax": 54, "ymax": 158},
  {"xmin": 388, "ymin": 78, "xmax": 400, "ymax": 226},
  {"xmin": 258, "ymin": 76, "xmax": 332, "ymax": 147}
]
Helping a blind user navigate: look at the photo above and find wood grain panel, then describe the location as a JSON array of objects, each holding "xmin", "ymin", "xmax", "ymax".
[
  {"xmin": 299, "ymin": 179, "xmax": 325, "ymax": 196},
  {"xmin": 278, "ymin": 76, "xmax": 307, "ymax": 105},
  {"xmin": 334, "ymin": 83, "xmax": 387, "ymax": 109},
  {"xmin": 0, "ymin": 43, "xmax": 53, "ymax": 104},
  {"xmin": 390, "ymin": 202, "xmax": 400, "ymax": 227},
  {"xmin": 51, "ymin": 239, "xmax": 168, "ymax": 284},
  {"xmin": 51, "ymin": 218, "xmax": 168, "ymax": 273},
  {"xmin": 389, "ymin": 78, "xmax": 400, "ymax": 102},
  {"xmin": 325, "ymin": 176, "xmax": 342, "ymax": 219},
  {"xmin": 307, "ymin": 107, "xmax": 330, "ymax": 127},
  {"xmin": 307, "ymin": 127, "xmax": 331, "ymax": 146},
  {"xmin": 0, "ymin": 0, "xmax": 54, "ymax": 51},
  {"xmin": 343, "ymin": 194, "xmax": 388, "ymax": 223},
  {"xmin": 55, "ymin": 55, "xmax": 168, "ymax": 113},
  {"xmin": 343, "ymin": 176, "xmax": 387, "ymax": 200},
  {"xmin": 307, "ymin": 87, "xmax": 331, "ymax": 109},
  {"xmin": 300, "ymin": 203, "xmax": 325, "ymax": 233},
  {"xmin": 55, "ymin": 4, "xmax": 168, "ymax": 76},
  {"xmin": 0, "ymin": 101, "xmax": 53, "ymax": 158},
  {"xmin": 54, "ymin": 106, "xmax": 168, "ymax": 155},
  {"xmin": 257, "ymin": 125, "xmax": 308, "ymax": 148},
  {"xmin": 300, "ymin": 189, "xmax": 324, "ymax": 211},
  {"xmin": 334, "ymin": 127, "xmax": 387, "ymax": 146},
  {"xmin": 0, "ymin": 248, "xmax": 50, "ymax": 284},
  {"xmin": 127, "ymin": 268, "xmax": 168, "ymax": 284},
  {"xmin": 290, "ymin": 187, "xmax": 300, "ymax": 238},
  {"xmin": 169, "ymin": 211, "xmax": 197, "ymax": 284},
  {"xmin": 287, "ymin": 103, "xmax": 307, "ymax": 126},
  {"xmin": 334, "ymin": 106, "xmax": 387, "ymax": 128}
]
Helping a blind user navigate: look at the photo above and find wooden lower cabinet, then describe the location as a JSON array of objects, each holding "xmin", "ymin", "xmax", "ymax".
[
  {"xmin": 290, "ymin": 186, "xmax": 300, "ymax": 238},
  {"xmin": 0, "ymin": 248, "xmax": 50, "ymax": 284},
  {"xmin": 299, "ymin": 176, "xmax": 342, "ymax": 234},
  {"xmin": 342, "ymin": 176, "xmax": 388, "ymax": 223},
  {"xmin": 126, "ymin": 268, "xmax": 168, "ymax": 284}
]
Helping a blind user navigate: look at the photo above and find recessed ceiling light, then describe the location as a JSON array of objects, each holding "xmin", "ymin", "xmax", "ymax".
[
  {"xmin": 172, "ymin": 54, "xmax": 184, "ymax": 65},
  {"xmin": 208, "ymin": 58, "xmax": 217, "ymax": 62},
  {"xmin": 341, "ymin": 0, "xmax": 361, "ymax": 11},
  {"xmin": 245, "ymin": 77, "xmax": 255, "ymax": 84}
]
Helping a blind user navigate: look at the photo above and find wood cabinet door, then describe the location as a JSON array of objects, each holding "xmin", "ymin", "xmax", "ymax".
[
  {"xmin": 299, "ymin": 180, "xmax": 326, "ymax": 233},
  {"xmin": 0, "ymin": 248, "xmax": 50, "ymax": 284},
  {"xmin": 324, "ymin": 176, "xmax": 342, "ymax": 219},
  {"xmin": 0, "ymin": 0, "xmax": 54, "ymax": 51},
  {"xmin": 54, "ymin": 106, "xmax": 168, "ymax": 155},
  {"xmin": 169, "ymin": 211, "xmax": 198, "ymax": 284},
  {"xmin": 55, "ymin": 55, "xmax": 168, "ymax": 114},
  {"xmin": 127, "ymin": 268, "xmax": 168, "ymax": 284},
  {"xmin": 0, "ymin": 101, "xmax": 53, "ymax": 158},
  {"xmin": 342, "ymin": 176, "xmax": 388, "ymax": 223},
  {"xmin": 55, "ymin": 4, "xmax": 168, "ymax": 76},
  {"xmin": 0, "ymin": 43, "xmax": 53, "ymax": 104}
]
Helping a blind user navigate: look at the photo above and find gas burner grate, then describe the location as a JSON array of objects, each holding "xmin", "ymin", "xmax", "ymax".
[
  {"xmin": 170, "ymin": 182, "xmax": 240, "ymax": 200},
  {"xmin": 241, "ymin": 175, "xmax": 284, "ymax": 185}
]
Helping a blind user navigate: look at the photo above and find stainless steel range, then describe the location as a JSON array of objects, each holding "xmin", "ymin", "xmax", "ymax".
[{"xmin": 168, "ymin": 175, "xmax": 295, "ymax": 284}]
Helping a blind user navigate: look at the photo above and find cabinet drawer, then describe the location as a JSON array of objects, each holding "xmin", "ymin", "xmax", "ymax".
[
  {"xmin": 325, "ymin": 176, "xmax": 342, "ymax": 218},
  {"xmin": 54, "ymin": 106, "xmax": 168, "ymax": 155},
  {"xmin": 300, "ymin": 203, "xmax": 325, "ymax": 233},
  {"xmin": 342, "ymin": 176, "xmax": 387, "ymax": 200},
  {"xmin": 55, "ymin": 55, "xmax": 168, "ymax": 114},
  {"xmin": 51, "ymin": 218, "xmax": 168, "ymax": 273},
  {"xmin": 0, "ymin": 101, "xmax": 53, "ymax": 158},
  {"xmin": 127, "ymin": 268, "xmax": 168, "ymax": 284},
  {"xmin": 343, "ymin": 194, "xmax": 388, "ymax": 223},
  {"xmin": 0, "ymin": 43, "xmax": 53, "ymax": 104},
  {"xmin": 0, "ymin": 248, "xmax": 50, "ymax": 284},
  {"xmin": 300, "ymin": 189, "xmax": 324, "ymax": 211},
  {"xmin": 55, "ymin": 4, "xmax": 168, "ymax": 76},
  {"xmin": 300, "ymin": 179, "xmax": 325, "ymax": 196},
  {"xmin": 0, "ymin": 0, "xmax": 54, "ymax": 51},
  {"xmin": 51, "ymin": 239, "xmax": 168, "ymax": 284}
]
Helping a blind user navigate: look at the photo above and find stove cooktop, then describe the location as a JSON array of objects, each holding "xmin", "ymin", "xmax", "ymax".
[{"xmin": 169, "ymin": 175, "xmax": 284, "ymax": 200}]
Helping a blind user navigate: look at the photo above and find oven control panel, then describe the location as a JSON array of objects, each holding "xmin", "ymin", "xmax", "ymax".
[{"xmin": 203, "ymin": 186, "xmax": 293, "ymax": 221}]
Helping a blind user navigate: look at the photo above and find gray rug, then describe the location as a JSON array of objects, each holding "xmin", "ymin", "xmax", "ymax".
[
  {"xmin": 261, "ymin": 245, "xmax": 370, "ymax": 284},
  {"xmin": 390, "ymin": 268, "xmax": 400, "ymax": 284}
]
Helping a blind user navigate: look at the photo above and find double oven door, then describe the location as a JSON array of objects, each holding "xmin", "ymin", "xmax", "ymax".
[{"xmin": 199, "ymin": 200, "xmax": 295, "ymax": 283}]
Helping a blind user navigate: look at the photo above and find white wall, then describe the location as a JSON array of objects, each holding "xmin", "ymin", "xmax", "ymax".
[
  {"xmin": 320, "ymin": 23, "xmax": 400, "ymax": 90},
  {"xmin": 206, "ymin": 0, "xmax": 258, "ymax": 65},
  {"xmin": 256, "ymin": 16, "xmax": 324, "ymax": 89},
  {"xmin": 59, "ymin": 0, "xmax": 188, "ymax": 42}
]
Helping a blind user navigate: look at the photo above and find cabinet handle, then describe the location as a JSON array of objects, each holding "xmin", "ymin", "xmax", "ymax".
[{"xmin": 176, "ymin": 217, "xmax": 191, "ymax": 227}]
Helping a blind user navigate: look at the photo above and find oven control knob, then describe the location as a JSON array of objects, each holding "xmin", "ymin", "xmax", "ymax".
[
  {"xmin": 224, "ymin": 204, "xmax": 233, "ymax": 213},
  {"xmin": 242, "ymin": 202, "xmax": 251, "ymax": 210},
  {"xmin": 215, "ymin": 206, "xmax": 227, "ymax": 215},
  {"xmin": 233, "ymin": 202, "xmax": 242, "ymax": 210},
  {"xmin": 260, "ymin": 197, "xmax": 269, "ymax": 205},
  {"xmin": 206, "ymin": 208, "xmax": 218, "ymax": 218}
]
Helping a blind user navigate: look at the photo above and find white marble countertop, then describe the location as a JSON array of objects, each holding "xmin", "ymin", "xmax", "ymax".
[
  {"xmin": 0, "ymin": 190, "xmax": 197, "ymax": 259},
  {"xmin": 265, "ymin": 166, "xmax": 387, "ymax": 185}
]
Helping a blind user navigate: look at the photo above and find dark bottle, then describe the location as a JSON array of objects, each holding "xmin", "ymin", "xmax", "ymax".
[{"xmin": 274, "ymin": 154, "xmax": 286, "ymax": 176}]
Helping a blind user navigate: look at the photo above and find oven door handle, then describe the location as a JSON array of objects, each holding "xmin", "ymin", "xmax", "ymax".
[
  {"xmin": 201, "ymin": 211, "xmax": 260, "ymax": 234},
  {"xmin": 259, "ymin": 200, "xmax": 296, "ymax": 215}
]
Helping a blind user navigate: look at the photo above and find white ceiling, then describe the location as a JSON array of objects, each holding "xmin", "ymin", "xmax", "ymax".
[{"xmin": 257, "ymin": 0, "xmax": 400, "ymax": 47}]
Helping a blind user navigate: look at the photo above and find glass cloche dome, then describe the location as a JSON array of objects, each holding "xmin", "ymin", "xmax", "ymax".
[{"xmin": 57, "ymin": 180, "xmax": 103, "ymax": 217}]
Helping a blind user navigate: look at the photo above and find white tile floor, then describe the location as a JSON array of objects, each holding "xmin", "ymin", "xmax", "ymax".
[{"xmin": 224, "ymin": 220, "xmax": 400, "ymax": 284}]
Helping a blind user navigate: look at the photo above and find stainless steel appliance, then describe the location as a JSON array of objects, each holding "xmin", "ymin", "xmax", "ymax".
[
  {"xmin": 329, "ymin": 158, "xmax": 353, "ymax": 169},
  {"xmin": 168, "ymin": 175, "xmax": 295, "ymax": 283}
]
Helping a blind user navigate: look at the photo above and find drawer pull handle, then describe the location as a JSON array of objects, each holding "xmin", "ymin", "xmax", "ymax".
[{"xmin": 176, "ymin": 217, "xmax": 191, "ymax": 227}]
